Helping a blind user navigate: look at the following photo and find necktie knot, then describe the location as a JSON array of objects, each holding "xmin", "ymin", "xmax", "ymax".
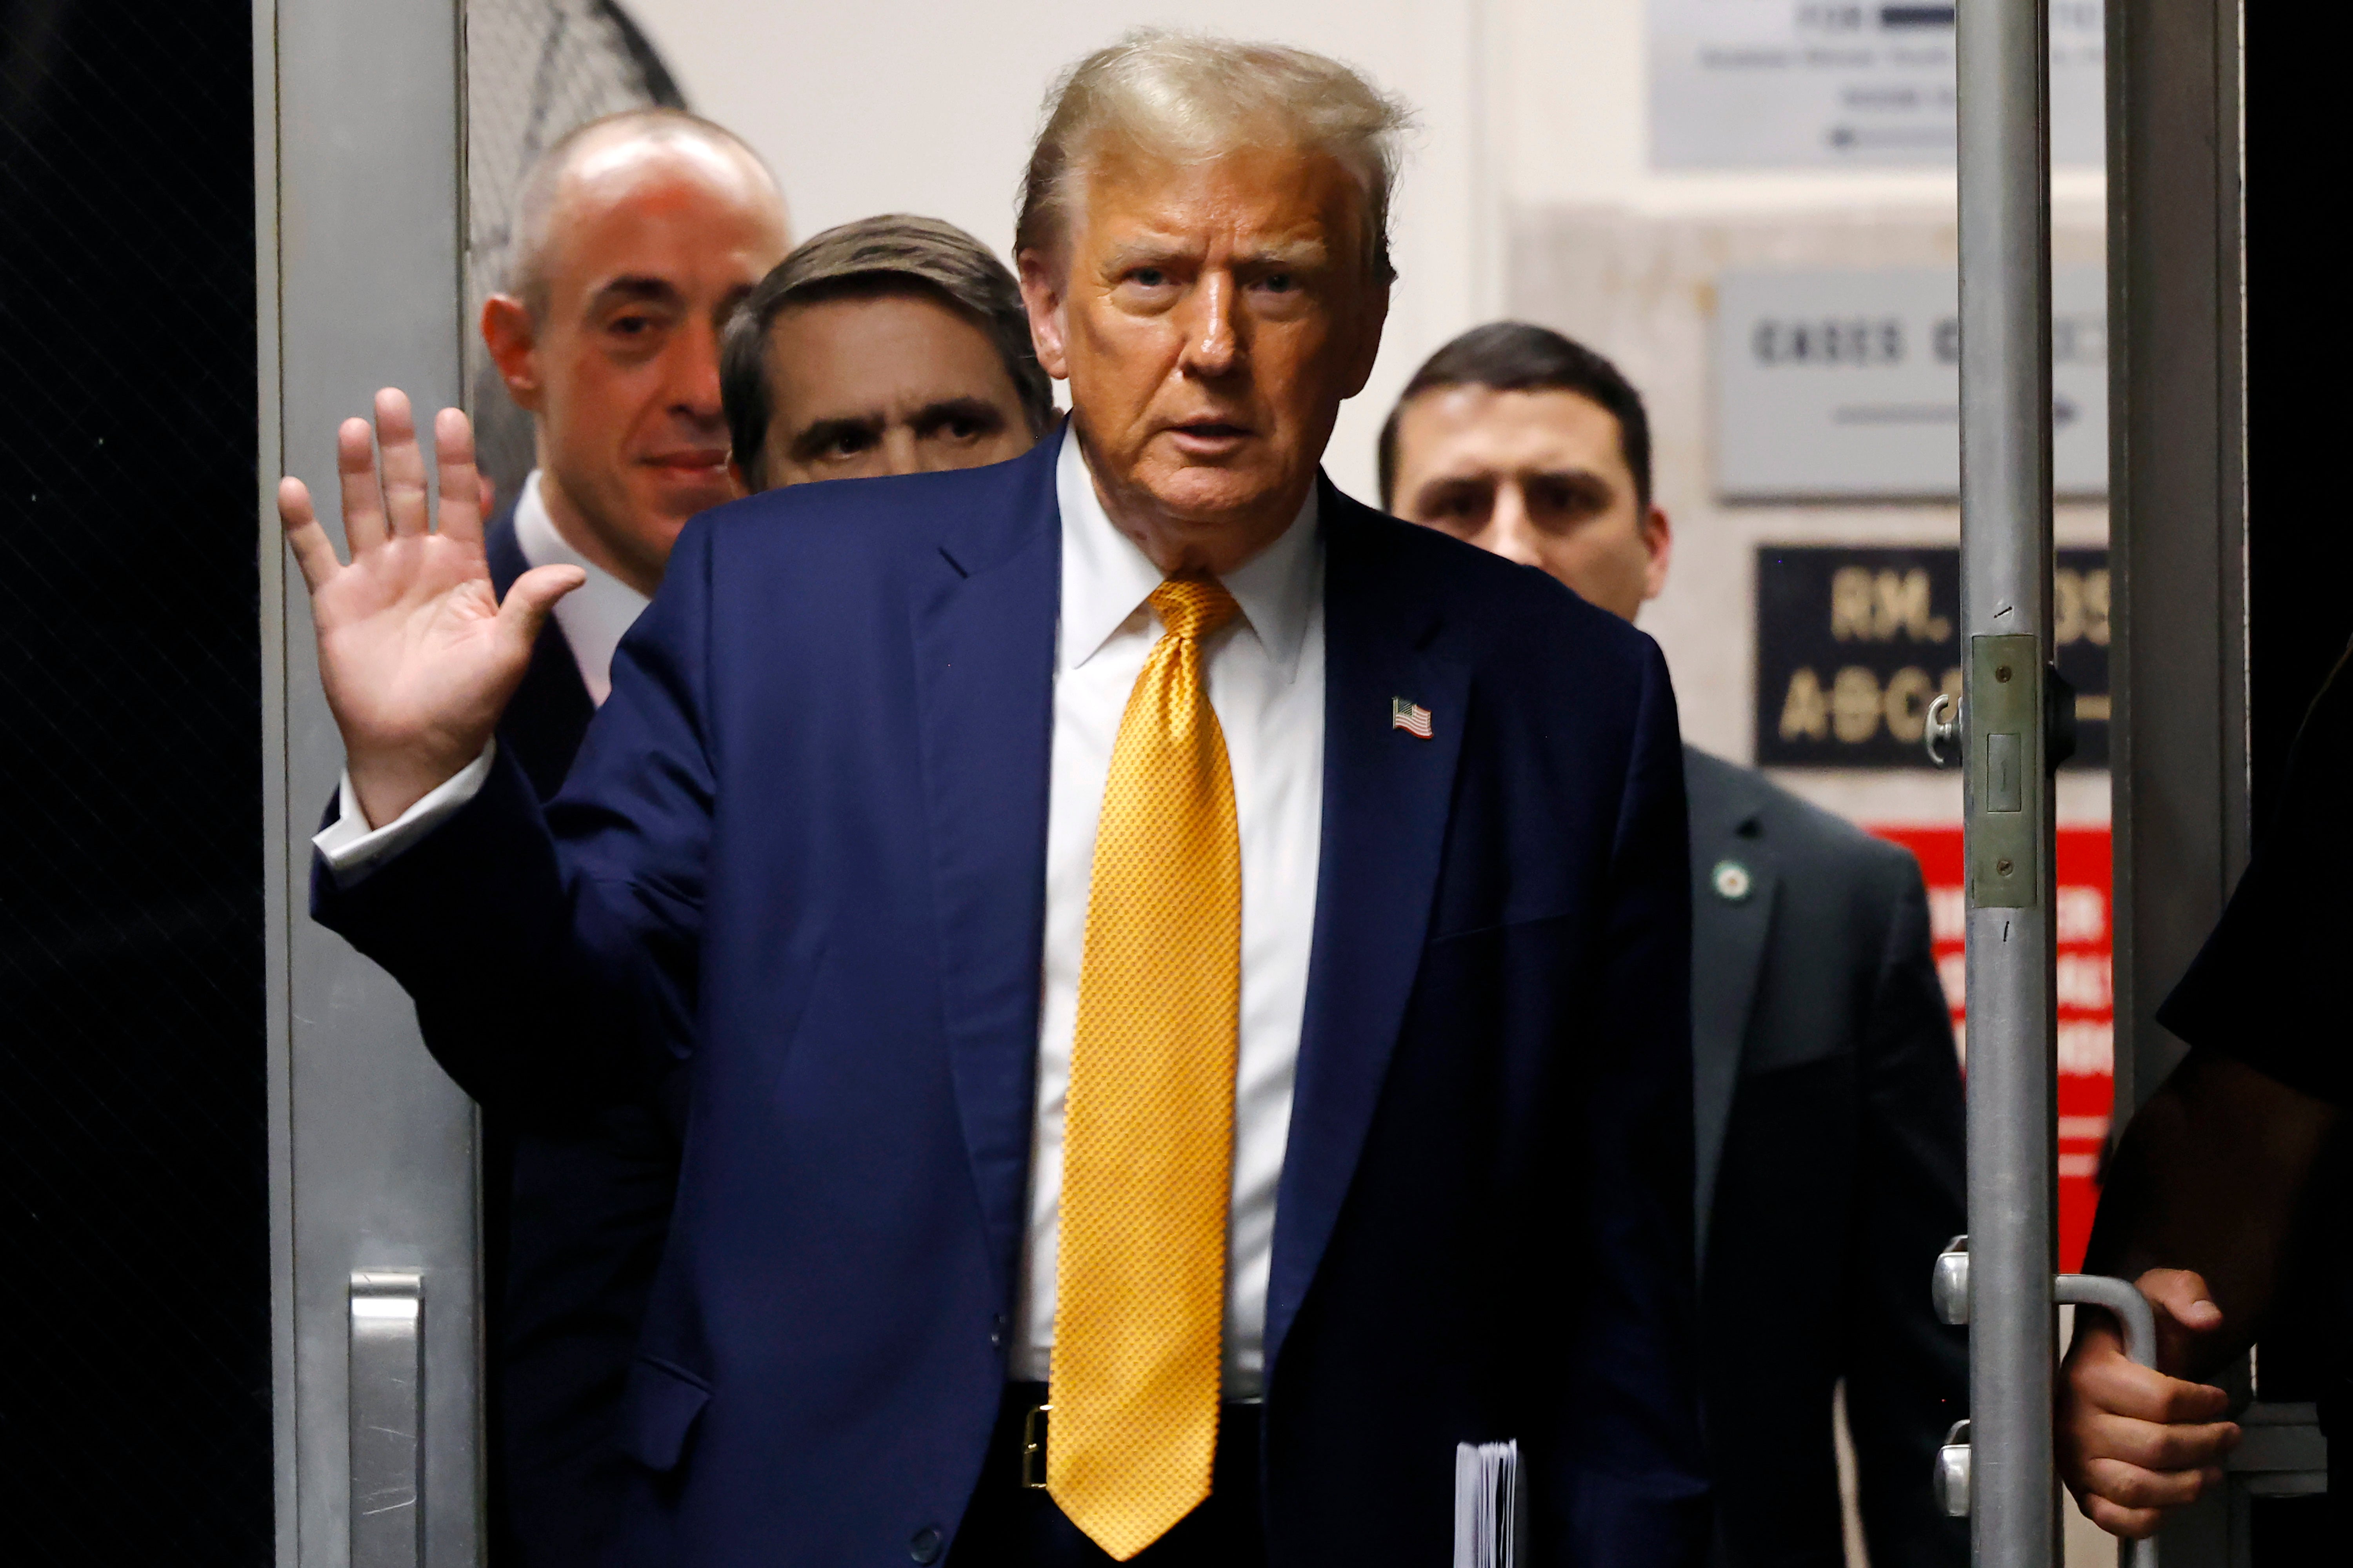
[{"xmin": 1149, "ymin": 576, "xmax": 1240, "ymax": 644}]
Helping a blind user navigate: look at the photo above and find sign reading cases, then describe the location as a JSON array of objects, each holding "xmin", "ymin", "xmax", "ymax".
[
  {"xmin": 1756, "ymin": 545, "xmax": 2109, "ymax": 769},
  {"xmin": 1715, "ymin": 267, "xmax": 2109, "ymax": 500}
]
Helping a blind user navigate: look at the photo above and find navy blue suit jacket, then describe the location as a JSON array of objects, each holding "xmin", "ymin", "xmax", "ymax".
[
  {"xmin": 316, "ymin": 439, "xmax": 1709, "ymax": 1565},
  {"xmin": 476, "ymin": 508, "xmax": 685, "ymax": 1568}
]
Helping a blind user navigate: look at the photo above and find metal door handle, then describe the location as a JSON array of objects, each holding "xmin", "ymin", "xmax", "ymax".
[
  {"xmin": 349, "ymin": 1270, "xmax": 424, "ymax": 1568},
  {"xmin": 1936, "ymin": 1419, "xmax": 1972, "ymax": 1517},
  {"xmin": 1925, "ymin": 692, "xmax": 1960, "ymax": 767},
  {"xmin": 1929, "ymin": 1242, "xmax": 2162, "ymax": 1568},
  {"xmin": 2055, "ymin": 1274, "xmax": 2159, "ymax": 1568}
]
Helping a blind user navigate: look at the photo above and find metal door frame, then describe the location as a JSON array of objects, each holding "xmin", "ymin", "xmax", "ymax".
[
  {"xmin": 258, "ymin": 1, "xmax": 484, "ymax": 1562},
  {"xmin": 2109, "ymin": 0, "xmax": 2330, "ymax": 1559}
]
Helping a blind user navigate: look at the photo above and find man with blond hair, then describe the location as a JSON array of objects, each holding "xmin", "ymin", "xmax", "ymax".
[{"xmin": 282, "ymin": 31, "xmax": 1707, "ymax": 1566}]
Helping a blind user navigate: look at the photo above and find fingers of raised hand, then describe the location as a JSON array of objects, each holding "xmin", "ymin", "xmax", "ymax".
[
  {"xmin": 375, "ymin": 387, "xmax": 432, "ymax": 538},
  {"xmin": 278, "ymin": 476, "xmax": 342, "ymax": 592},
  {"xmin": 337, "ymin": 416, "xmax": 388, "ymax": 552},
  {"xmin": 433, "ymin": 407, "xmax": 485, "ymax": 545},
  {"xmin": 498, "ymin": 563, "xmax": 587, "ymax": 650}
]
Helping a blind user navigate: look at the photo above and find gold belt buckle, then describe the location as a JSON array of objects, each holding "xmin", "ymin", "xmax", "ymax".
[{"xmin": 1020, "ymin": 1402, "xmax": 1052, "ymax": 1490}]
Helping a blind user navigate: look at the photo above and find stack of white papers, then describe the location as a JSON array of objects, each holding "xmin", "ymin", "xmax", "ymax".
[{"xmin": 1452, "ymin": 1439, "xmax": 1524, "ymax": 1568}]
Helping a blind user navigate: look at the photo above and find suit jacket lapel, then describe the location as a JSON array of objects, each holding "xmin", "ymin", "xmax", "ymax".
[
  {"xmin": 1684, "ymin": 750, "xmax": 1776, "ymax": 1269},
  {"xmin": 909, "ymin": 446, "xmax": 1062, "ymax": 1301},
  {"xmin": 1266, "ymin": 490, "xmax": 1470, "ymax": 1373}
]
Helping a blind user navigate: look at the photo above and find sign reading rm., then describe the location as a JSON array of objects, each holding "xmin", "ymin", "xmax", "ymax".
[{"xmin": 1755, "ymin": 545, "xmax": 2109, "ymax": 769}]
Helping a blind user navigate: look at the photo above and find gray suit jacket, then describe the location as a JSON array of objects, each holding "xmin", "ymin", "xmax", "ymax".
[{"xmin": 1685, "ymin": 747, "xmax": 1968, "ymax": 1568}]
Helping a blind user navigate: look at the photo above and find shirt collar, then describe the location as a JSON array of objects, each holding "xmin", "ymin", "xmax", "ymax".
[
  {"xmin": 510, "ymin": 470, "xmax": 653, "ymax": 700},
  {"xmin": 1053, "ymin": 423, "xmax": 1320, "ymax": 681}
]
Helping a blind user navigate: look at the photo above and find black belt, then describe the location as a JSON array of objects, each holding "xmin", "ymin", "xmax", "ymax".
[{"xmin": 1000, "ymin": 1383, "xmax": 1261, "ymax": 1490}]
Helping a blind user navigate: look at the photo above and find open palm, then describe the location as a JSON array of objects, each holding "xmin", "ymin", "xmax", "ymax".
[{"xmin": 281, "ymin": 389, "xmax": 582, "ymax": 826}]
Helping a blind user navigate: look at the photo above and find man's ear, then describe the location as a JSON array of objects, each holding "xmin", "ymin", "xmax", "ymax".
[
  {"xmin": 482, "ymin": 294, "xmax": 544, "ymax": 413},
  {"xmin": 1018, "ymin": 249, "xmax": 1071, "ymax": 381},
  {"xmin": 1341, "ymin": 280, "xmax": 1392, "ymax": 400},
  {"xmin": 1641, "ymin": 504, "xmax": 1674, "ymax": 602}
]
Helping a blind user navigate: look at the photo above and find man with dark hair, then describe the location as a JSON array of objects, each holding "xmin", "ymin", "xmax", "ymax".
[
  {"xmin": 721, "ymin": 213, "xmax": 1056, "ymax": 491},
  {"xmin": 484, "ymin": 203, "xmax": 1047, "ymax": 1563},
  {"xmin": 1386, "ymin": 321, "xmax": 1971, "ymax": 1568}
]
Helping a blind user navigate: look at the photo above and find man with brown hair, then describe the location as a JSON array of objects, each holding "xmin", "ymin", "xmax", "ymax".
[
  {"xmin": 720, "ymin": 213, "xmax": 1056, "ymax": 490},
  {"xmin": 487, "ymin": 198, "xmax": 1050, "ymax": 1561}
]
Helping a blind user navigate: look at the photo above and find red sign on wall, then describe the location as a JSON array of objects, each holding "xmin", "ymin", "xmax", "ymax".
[{"xmin": 1868, "ymin": 825, "xmax": 2114, "ymax": 1271}]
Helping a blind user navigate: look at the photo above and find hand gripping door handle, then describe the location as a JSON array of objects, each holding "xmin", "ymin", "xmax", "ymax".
[
  {"xmin": 1932, "ymin": 1240, "xmax": 2162, "ymax": 1568},
  {"xmin": 2053, "ymin": 1274, "xmax": 2161, "ymax": 1568}
]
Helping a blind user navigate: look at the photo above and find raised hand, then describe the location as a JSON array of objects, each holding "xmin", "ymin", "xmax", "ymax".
[
  {"xmin": 281, "ymin": 389, "xmax": 583, "ymax": 827},
  {"xmin": 2057, "ymin": 1268, "xmax": 2240, "ymax": 1538}
]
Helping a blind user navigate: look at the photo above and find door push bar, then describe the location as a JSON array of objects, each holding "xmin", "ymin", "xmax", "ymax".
[
  {"xmin": 350, "ymin": 1270, "xmax": 425, "ymax": 1568},
  {"xmin": 1932, "ymin": 1240, "xmax": 2160, "ymax": 1568}
]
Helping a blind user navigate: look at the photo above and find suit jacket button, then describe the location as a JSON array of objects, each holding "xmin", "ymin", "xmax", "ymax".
[
  {"xmin": 910, "ymin": 1526, "xmax": 943, "ymax": 1563},
  {"xmin": 990, "ymin": 1314, "xmax": 1008, "ymax": 1350}
]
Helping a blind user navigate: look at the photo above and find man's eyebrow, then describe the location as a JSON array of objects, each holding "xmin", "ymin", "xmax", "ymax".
[
  {"xmin": 1410, "ymin": 471, "xmax": 1495, "ymax": 503},
  {"xmin": 1099, "ymin": 234, "xmax": 1331, "ymax": 272},
  {"xmin": 586, "ymin": 275, "xmax": 685, "ymax": 312},
  {"xmin": 1100, "ymin": 233, "xmax": 1203, "ymax": 271},
  {"xmin": 1238, "ymin": 238, "xmax": 1329, "ymax": 270},
  {"xmin": 1527, "ymin": 464, "xmax": 1615, "ymax": 492},
  {"xmin": 911, "ymin": 396, "xmax": 1009, "ymax": 431},
  {"xmin": 787, "ymin": 412, "xmax": 885, "ymax": 460}
]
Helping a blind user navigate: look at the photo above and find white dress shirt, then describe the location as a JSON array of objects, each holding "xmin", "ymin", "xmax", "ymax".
[
  {"xmin": 309, "ymin": 435, "xmax": 1330, "ymax": 1403},
  {"xmin": 1013, "ymin": 428, "xmax": 1326, "ymax": 1399},
  {"xmin": 510, "ymin": 469, "xmax": 651, "ymax": 707},
  {"xmin": 313, "ymin": 469, "xmax": 646, "ymax": 871}
]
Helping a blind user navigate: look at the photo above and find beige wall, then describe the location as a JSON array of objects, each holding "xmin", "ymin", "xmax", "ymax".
[
  {"xmin": 626, "ymin": 0, "xmax": 2108, "ymax": 829},
  {"xmin": 624, "ymin": 0, "xmax": 1497, "ymax": 503},
  {"xmin": 615, "ymin": 3, "xmax": 2118, "ymax": 1561}
]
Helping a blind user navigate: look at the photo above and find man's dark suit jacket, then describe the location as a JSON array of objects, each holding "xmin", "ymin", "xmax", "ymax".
[
  {"xmin": 477, "ymin": 508, "xmax": 682, "ymax": 1568},
  {"xmin": 1684, "ymin": 748, "xmax": 1968, "ymax": 1568},
  {"xmin": 316, "ymin": 438, "xmax": 1710, "ymax": 1566}
]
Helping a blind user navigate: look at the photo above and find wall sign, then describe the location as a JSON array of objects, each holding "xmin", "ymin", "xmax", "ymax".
[
  {"xmin": 1875, "ymin": 823, "xmax": 2111, "ymax": 1272},
  {"xmin": 1756, "ymin": 545, "xmax": 2109, "ymax": 769},
  {"xmin": 1650, "ymin": 0, "xmax": 2105, "ymax": 169},
  {"xmin": 1715, "ymin": 267, "xmax": 2109, "ymax": 500}
]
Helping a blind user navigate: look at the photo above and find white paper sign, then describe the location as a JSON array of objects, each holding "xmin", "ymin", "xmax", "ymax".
[
  {"xmin": 1651, "ymin": 0, "xmax": 2105, "ymax": 169},
  {"xmin": 1713, "ymin": 266, "xmax": 2108, "ymax": 500}
]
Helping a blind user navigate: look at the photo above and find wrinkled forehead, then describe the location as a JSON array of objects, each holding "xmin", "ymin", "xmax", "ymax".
[{"xmin": 1066, "ymin": 137, "xmax": 1371, "ymax": 269}]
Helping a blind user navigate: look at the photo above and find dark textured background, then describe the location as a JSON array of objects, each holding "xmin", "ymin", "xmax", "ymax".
[{"xmin": 0, "ymin": 1, "xmax": 270, "ymax": 1559}]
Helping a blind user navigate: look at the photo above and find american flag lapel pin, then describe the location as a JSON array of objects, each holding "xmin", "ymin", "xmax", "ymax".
[{"xmin": 1391, "ymin": 696, "xmax": 1433, "ymax": 739}]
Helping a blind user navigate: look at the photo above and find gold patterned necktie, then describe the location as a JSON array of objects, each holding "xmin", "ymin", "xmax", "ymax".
[{"xmin": 1048, "ymin": 575, "xmax": 1245, "ymax": 1561}]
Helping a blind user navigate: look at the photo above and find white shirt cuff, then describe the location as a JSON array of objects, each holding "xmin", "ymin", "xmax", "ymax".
[{"xmin": 312, "ymin": 741, "xmax": 498, "ymax": 888}]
